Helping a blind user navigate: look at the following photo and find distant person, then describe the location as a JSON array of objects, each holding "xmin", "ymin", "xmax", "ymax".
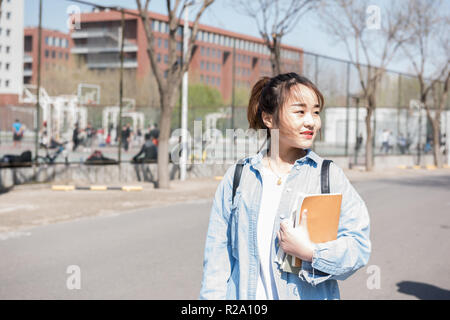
[
  {"xmin": 39, "ymin": 121, "xmax": 49, "ymax": 148},
  {"xmin": 132, "ymin": 133, "xmax": 158, "ymax": 163},
  {"xmin": 440, "ymin": 133, "xmax": 447, "ymax": 156},
  {"xmin": 72, "ymin": 123, "xmax": 80, "ymax": 151},
  {"xmin": 85, "ymin": 122, "xmax": 94, "ymax": 148},
  {"xmin": 380, "ymin": 129, "xmax": 390, "ymax": 154},
  {"xmin": 424, "ymin": 134, "xmax": 433, "ymax": 154},
  {"xmin": 355, "ymin": 133, "xmax": 363, "ymax": 154},
  {"xmin": 12, "ymin": 119, "xmax": 24, "ymax": 148},
  {"xmin": 149, "ymin": 123, "xmax": 160, "ymax": 146},
  {"xmin": 398, "ymin": 133, "xmax": 407, "ymax": 154},
  {"xmin": 121, "ymin": 124, "xmax": 131, "ymax": 152}
]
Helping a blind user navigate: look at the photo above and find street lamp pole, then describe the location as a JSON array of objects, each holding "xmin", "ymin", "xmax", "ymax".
[{"xmin": 180, "ymin": 5, "xmax": 189, "ymax": 181}]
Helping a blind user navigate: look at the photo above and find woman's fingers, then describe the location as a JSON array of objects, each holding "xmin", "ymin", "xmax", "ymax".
[{"xmin": 277, "ymin": 230, "xmax": 283, "ymax": 242}]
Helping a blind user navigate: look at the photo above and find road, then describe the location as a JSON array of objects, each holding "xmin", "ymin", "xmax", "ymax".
[{"xmin": 1, "ymin": 172, "xmax": 450, "ymax": 299}]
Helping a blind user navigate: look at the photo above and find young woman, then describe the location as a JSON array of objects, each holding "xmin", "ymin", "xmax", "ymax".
[{"xmin": 199, "ymin": 73, "xmax": 371, "ymax": 300}]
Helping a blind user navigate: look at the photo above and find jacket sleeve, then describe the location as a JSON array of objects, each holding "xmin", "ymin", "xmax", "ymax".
[
  {"xmin": 199, "ymin": 165, "xmax": 236, "ymax": 299},
  {"xmin": 300, "ymin": 162, "xmax": 371, "ymax": 285}
]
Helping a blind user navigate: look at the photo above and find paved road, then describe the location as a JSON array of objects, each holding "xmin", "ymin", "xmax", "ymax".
[{"xmin": 1, "ymin": 172, "xmax": 450, "ymax": 299}]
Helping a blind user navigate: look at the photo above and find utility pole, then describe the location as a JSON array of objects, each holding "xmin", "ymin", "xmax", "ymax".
[
  {"xmin": 180, "ymin": 5, "xmax": 189, "ymax": 180},
  {"xmin": 35, "ymin": 0, "xmax": 42, "ymax": 164}
]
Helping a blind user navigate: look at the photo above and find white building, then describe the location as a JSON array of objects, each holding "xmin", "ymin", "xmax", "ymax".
[{"xmin": 0, "ymin": 0, "xmax": 24, "ymax": 106}]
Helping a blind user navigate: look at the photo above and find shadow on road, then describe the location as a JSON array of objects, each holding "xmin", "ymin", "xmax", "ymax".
[{"xmin": 397, "ymin": 281, "xmax": 450, "ymax": 300}]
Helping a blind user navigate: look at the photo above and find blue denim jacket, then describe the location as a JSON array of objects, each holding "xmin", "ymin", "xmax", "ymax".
[{"xmin": 199, "ymin": 148, "xmax": 371, "ymax": 300}]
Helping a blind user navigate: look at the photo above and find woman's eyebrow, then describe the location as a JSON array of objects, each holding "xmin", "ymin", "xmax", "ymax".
[{"xmin": 290, "ymin": 103, "xmax": 320, "ymax": 108}]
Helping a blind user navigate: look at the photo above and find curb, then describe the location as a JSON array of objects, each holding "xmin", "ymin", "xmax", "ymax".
[
  {"xmin": 396, "ymin": 165, "xmax": 450, "ymax": 170},
  {"xmin": 52, "ymin": 185, "xmax": 143, "ymax": 191}
]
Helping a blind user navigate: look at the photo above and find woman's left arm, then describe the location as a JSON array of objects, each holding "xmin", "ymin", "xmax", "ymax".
[{"xmin": 309, "ymin": 163, "xmax": 372, "ymax": 281}]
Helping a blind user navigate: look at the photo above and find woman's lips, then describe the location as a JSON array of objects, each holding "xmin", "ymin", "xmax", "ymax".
[{"xmin": 301, "ymin": 131, "xmax": 314, "ymax": 139}]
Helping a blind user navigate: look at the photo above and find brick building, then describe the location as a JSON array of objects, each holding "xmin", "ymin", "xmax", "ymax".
[
  {"xmin": 23, "ymin": 27, "xmax": 73, "ymax": 85},
  {"xmin": 0, "ymin": 0, "xmax": 24, "ymax": 106},
  {"xmin": 71, "ymin": 8, "xmax": 303, "ymax": 101}
]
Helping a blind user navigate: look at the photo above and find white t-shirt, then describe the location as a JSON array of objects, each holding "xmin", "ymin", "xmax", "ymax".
[{"xmin": 256, "ymin": 166, "xmax": 288, "ymax": 300}]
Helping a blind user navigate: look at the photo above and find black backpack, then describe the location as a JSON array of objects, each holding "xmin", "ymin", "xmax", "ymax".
[{"xmin": 232, "ymin": 159, "xmax": 333, "ymax": 204}]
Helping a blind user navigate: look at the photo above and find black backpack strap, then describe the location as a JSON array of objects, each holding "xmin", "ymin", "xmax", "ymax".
[
  {"xmin": 232, "ymin": 160, "xmax": 245, "ymax": 204},
  {"xmin": 321, "ymin": 159, "xmax": 333, "ymax": 194}
]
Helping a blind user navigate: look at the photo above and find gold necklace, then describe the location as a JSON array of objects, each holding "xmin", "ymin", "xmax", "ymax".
[{"xmin": 268, "ymin": 157, "xmax": 283, "ymax": 185}]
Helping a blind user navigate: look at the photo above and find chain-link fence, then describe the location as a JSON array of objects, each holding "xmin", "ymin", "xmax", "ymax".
[{"xmin": 1, "ymin": 2, "xmax": 449, "ymax": 167}]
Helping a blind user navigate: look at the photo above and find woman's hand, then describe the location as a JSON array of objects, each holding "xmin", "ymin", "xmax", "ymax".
[{"xmin": 277, "ymin": 209, "xmax": 314, "ymax": 262}]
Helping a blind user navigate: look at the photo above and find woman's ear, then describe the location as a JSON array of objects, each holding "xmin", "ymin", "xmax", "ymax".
[{"xmin": 261, "ymin": 111, "xmax": 274, "ymax": 129}]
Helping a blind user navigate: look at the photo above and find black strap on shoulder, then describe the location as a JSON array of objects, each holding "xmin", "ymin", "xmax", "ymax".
[
  {"xmin": 232, "ymin": 160, "xmax": 245, "ymax": 204},
  {"xmin": 321, "ymin": 159, "xmax": 333, "ymax": 194}
]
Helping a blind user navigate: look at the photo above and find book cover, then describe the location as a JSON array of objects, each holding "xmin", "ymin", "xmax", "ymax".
[{"xmin": 283, "ymin": 193, "xmax": 342, "ymax": 270}]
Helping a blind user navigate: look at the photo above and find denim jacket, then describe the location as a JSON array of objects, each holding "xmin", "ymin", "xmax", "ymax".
[{"xmin": 199, "ymin": 148, "xmax": 371, "ymax": 300}]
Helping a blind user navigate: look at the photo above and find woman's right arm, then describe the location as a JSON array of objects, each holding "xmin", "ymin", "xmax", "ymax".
[{"xmin": 199, "ymin": 165, "xmax": 236, "ymax": 300}]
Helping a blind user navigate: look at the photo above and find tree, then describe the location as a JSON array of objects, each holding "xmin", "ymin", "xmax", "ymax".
[
  {"xmin": 397, "ymin": 0, "xmax": 449, "ymax": 168},
  {"xmin": 233, "ymin": 0, "xmax": 315, "ymax": 76},
  {"xmin": 136, "ymin": 0, "xmax": 214, "ymax": 188},
  {"xmin": 318, "ymin": 0, "xmax": 410, "ymax": 171}
]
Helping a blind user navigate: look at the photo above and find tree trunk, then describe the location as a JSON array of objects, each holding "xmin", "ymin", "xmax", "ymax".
[
  {"xmin": 270, "ymin": 36, "xmax": 282, "ymax": 76},
  {"xmin": 365, "ymin": 99, "xmax": 374, "ymax": 171},
  {"xmin": 431, "ymin": 118, "xmax": 443, "ymax": 168},
  {"xmin": 157, "ymin": 92, "xmax": 177, "ymax": 188}
]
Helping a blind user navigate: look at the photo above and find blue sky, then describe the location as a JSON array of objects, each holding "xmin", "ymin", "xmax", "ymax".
[{"xmin": 23, "ymin": 0, "xmax": 440, "ymax": 76}]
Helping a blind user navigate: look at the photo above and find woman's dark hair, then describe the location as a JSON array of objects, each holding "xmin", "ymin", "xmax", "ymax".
[{"xmin": 247, "ymin": 73, "xmax": 324, "ymax": 132}]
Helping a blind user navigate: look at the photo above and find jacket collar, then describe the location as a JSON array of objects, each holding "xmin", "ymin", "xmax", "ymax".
[{"xmin": 246, "ymin": 143, "xmax": 322, "ymax": 168}]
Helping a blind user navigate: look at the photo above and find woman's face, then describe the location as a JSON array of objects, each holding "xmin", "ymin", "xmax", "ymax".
[{"xmin": 263, "ymin": 84, "xmax": 322, "ymax": 150}]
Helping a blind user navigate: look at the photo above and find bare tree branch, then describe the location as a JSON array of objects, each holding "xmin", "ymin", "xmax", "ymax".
[{"xmin": 233, "ymin": 0, "xmax": 316, "ymax": 75}]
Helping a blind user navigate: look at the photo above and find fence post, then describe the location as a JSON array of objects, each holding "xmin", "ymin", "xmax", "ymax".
[{"xmin": 345, "ymin": 62, "xmax": 350, "ymax": 157}]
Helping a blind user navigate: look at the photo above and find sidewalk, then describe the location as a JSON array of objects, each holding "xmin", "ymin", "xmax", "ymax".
[{"xmin": 1, "ymin": 166, "xmax": 449, "ymax": 235}]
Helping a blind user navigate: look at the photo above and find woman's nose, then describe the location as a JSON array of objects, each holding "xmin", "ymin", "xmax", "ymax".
[{"xmin": 303, "ymin": 112, "xmax": 314, "ymax": 127}]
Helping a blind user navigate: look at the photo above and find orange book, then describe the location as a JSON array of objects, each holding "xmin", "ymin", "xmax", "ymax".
[{"xmin": 292, "ymin": 193, "xmax": 342, "ymax": 268}]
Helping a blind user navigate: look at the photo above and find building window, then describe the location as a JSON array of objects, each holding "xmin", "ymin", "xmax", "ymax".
[
  {"xmin": 6, "ymin": 12, "xmax": 11, "ymax": 19},
  {"xmin": 59, "ymin": 52, "xmax": 63, "ymax": 59},
  {"xmin": 201, "ymin": 47, "xmax": 204, "ymax": 56},
  {"xmin": 45, "ymin": 50, "xmax": 49, "ymax": 58},
  {"xmin": 5, "ymin": 63, "xmax": 9, "ymax": 70},
  {"xmin": 52, "ymin": 50, "xmax": 55, "ymax": 58},
  {"xmin": 217, "ymin": 78, "xmax": 220, "ymax": 86},
  {"xmin": 206, "ymin": 47, "xmax": 210, "ymax": 56},
  {"xmin": 66, "ymin": 53, "xmax": 69, "ymax": 60},
  {"xmin": 200, "ymin": 75, "xmax": 204, "ymax": 83},
  {"xmin": 164, "ymin": 54, "xmax": 168, "ymax": 64},
  {"xmin": 157, "ymin": 53, "xmax": 161, "ymax": 62},
  {"xmin": 200, "ymin": 61, "xmax": 204, "ymax": 69},
  {"xmin": 217, "ymin": 49, "xmax": 221, "ymax": 58},
  {"xmin": 206, "ymin": 62, "xmax": 209, "ymax": 70},
  {"xmin": 6, "ymin": 29, "xmax": 11, "ymax": 37},
  {"xmin": 164, "ymin": 39, "xmax": 168, "ymax": 49},
  {"xmin": 6, "ymin": 46, "xmax": 10, "ymax": 54},
  {"xmin": 217, "ymin": 64, "xmax": 221, "ymax": 72},
  {"xmin": 211, "ymin": 63, "xmax": 215, "ymax": 72},
  {"xmin": 5, "ymin": 80, "xmax": 9, "ymax": 88},
  {"xmin": 206, "ymin": 76, "xmax": 209, "ymax": 84},
  {"xmin": 158, "ymin": 38, "xmax": 161, "ymax": 48}
]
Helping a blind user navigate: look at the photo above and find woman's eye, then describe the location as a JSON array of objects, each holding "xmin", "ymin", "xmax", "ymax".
[{"xmin": 315, "ymin": 112, "xmax": 320, "ymax": 115}]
